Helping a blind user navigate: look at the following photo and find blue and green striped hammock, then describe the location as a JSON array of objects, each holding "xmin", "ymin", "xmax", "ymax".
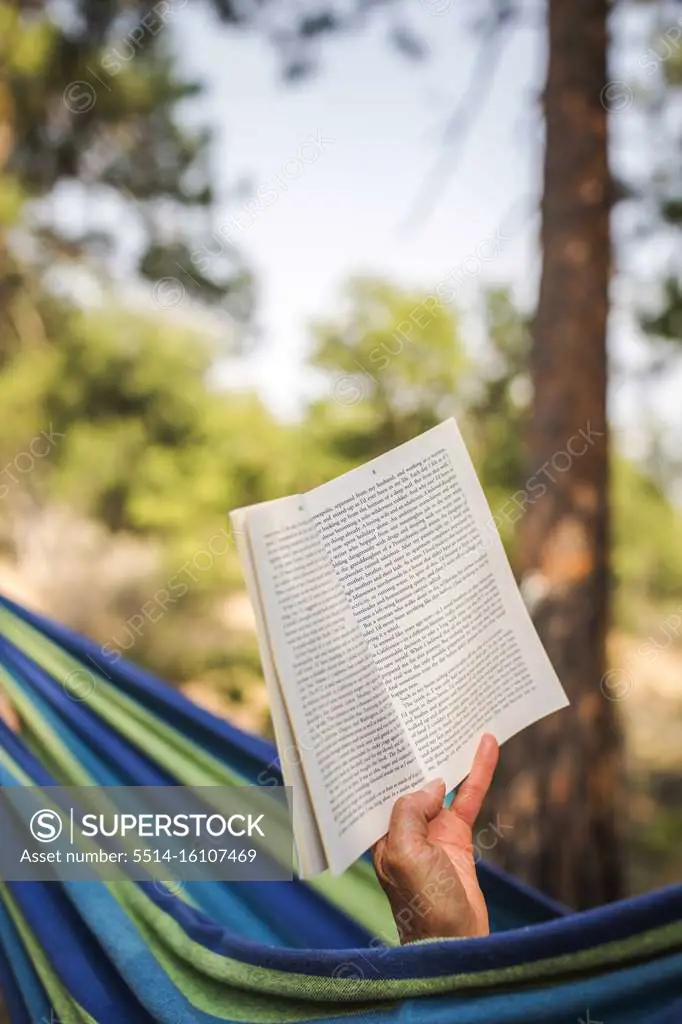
[{"xmin": 0, "ymin": 593, "xmax": 680, "ymax": 1023}]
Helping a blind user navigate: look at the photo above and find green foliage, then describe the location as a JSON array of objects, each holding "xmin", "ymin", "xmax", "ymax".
[
  {"xmin": 0, "ymin": 301, "xmax": 301, "ymax": 548},
  {"xmin": 612, "ymin": 456, "xmax": 682, "ymax": 630},
  {"xmin": 304, "ymin": 277, "xmax": 682, "ymax": 627},
  {"xmin": 0, "ymin": 292, "xmax": 311, "ymax": 701},
  {"xmin": 304, "ymin": 280, "xmax": 533, "ymax": 553},
  {"xmin": 306, "ymin": 276, "xmax": 471, "ymax": 469},
  {"xmin": 0, "ymin": 8, "xmax": 680, "ymax": 907},
  {"xmin": 465, "ymin": 289, "xmax": 530, "ymax": 523},
  {"xmin": 0, "ymin": 0, "xmax": 268, "ymax": 704},
  {"xmin": 2, "ymin": 2, "xmax": 252, "ymax": 323},
  {"xmin": 0, "ymin": 3, "xmax": 53, "ymax": 77}
]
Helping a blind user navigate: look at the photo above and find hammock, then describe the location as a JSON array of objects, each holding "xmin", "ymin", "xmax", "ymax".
[{"xmin": 0, "ymin": 594, "xmax": 680, "ymax": 1024}]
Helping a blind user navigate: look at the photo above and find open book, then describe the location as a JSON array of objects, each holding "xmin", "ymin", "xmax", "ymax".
[{"xmin": 230, "ymin": 419, "xmax": 569, "ymax": 878}]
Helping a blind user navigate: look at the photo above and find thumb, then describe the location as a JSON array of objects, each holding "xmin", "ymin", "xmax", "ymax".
[{"xmin": 387, "ymin": 779, "xmax": 445, "ymax": 854}]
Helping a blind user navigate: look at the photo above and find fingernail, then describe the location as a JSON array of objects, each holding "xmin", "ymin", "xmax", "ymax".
[{"xmin": 423, "ymin": 778, "xmax": 445, "ymax": 798}]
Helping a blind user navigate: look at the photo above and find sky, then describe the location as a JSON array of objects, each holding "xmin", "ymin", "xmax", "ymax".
[
  {"xmin": 165, "ymin": 0, "xmax": 681, "ymax": 473},
  {"xmin": 173, "ymin": 3, "xmax": 545, "ymax": 416}
]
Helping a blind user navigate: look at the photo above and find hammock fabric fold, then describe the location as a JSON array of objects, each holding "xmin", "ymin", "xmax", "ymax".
[{"xmin": 0, "ymin": 594, "xmax": 680, "ymax": 1023}]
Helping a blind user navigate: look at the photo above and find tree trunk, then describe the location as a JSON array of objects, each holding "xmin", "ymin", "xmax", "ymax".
[{"xmin": 487, "ymin": 0, "xmax": 624, "ymax": 909}]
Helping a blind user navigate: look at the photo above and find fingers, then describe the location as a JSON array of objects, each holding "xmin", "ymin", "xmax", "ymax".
[
  {"xmin": 450, "ymin": 734, "xmax": 499, "ymax": 827},
  {"xmin": 385, "ymin": 778, "xmax": 445, "ymax": 855}
]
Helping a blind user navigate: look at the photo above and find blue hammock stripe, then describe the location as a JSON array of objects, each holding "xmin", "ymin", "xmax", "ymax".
[{"xmin": 0, "ymin": 593, "xmax": 681, "ymax": 1023}]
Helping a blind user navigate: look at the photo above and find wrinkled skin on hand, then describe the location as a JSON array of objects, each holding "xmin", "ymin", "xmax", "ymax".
[{"xmin": 372, "ymin": 734, "xmax": 500, "ymax": 943}]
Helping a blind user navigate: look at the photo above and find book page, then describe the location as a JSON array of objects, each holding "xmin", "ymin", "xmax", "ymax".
[
  {"xmin": 302, "ymin": 418, "xmax": 568, "ymax": 868},
  {"xmin": 246, "ymin": 497, "xmax": 427, "ymax": 876},
  {"xmin": 229, "ymin": 504, "xmax": 328, "ymax": 877}
]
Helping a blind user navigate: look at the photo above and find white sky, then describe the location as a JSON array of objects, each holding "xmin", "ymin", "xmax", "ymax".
[
  {"xmin": 165, "ymin": 1, "xmax": 680, "ymax": 472},
  {"xmin": 174, "ymin": 4, "xmax": 544, "ymax": 413}
]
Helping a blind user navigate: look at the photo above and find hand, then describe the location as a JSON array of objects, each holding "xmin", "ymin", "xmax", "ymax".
[
  {"xmin": 0, "ymin": 687, "xmax": 20, "ymax": 733},
  {"xmin": 372, "ymin": 733, "xmax": 500, "ymax": 943}
]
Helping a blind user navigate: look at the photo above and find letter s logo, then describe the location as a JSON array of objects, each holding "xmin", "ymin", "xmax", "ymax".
[{"xmin": 30, "ymin": 809, "xmax": 63, "ymax": 843}]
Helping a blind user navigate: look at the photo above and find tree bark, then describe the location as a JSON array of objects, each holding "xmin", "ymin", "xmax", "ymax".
[{"xmin": 486, "ymin": 0, "xmax": 624, "ymax": 909}]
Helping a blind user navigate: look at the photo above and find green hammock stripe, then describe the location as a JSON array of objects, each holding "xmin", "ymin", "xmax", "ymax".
[
  {"xmin": 0, "ymin": 605, "xmax": 396, "ymax": 940},
  {"xmin": 4, "ymin": 855, "xmax": 682, "ymax": 1024},
  {"xmin": 4, "ymin": 602, "xmax": 681, "ymax": 1023},
  {"xmin": 0, "ymin": 884, "xmax": 98, "ymax": 1024}
]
